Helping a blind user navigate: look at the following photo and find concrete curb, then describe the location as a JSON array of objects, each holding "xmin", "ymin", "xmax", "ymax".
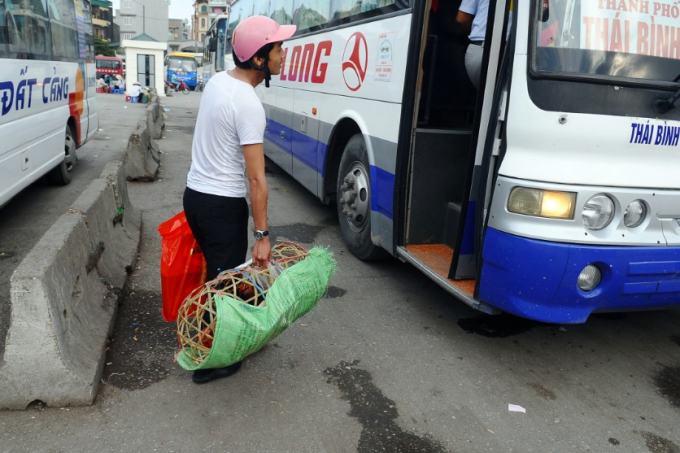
[
  {"xmin": 146, "ymin": 92, "xmax": 165, "ymax": 140},
  {"xmin": 0, "ymin": 163, "xmax": 141, "ymax": 410},
  {"xmin": 124, "ymin": 120, "xmax": 160, "ymax": 182}
]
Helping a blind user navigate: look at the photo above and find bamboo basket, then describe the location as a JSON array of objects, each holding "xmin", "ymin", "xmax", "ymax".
[{"xmin": 176, "ymin": 242, "xmax": 308, "ymax": 364}]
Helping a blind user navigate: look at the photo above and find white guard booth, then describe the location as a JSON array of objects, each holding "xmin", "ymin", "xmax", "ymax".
[{"xmin": 122, "ymin": 34, "xmax": 168, "ymax": 97}]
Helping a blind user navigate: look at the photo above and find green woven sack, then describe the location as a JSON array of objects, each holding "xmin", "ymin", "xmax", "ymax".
[{"xmin": 177, "ymin": 247, "xmax": 335, "ymax": 370}]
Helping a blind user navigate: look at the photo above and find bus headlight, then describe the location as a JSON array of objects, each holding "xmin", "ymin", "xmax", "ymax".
[
  {"xmin": 507, "ymin": 187, "xmax": 575, "ymax": 219},
  {"xmin": 582, "ymin": 194, "xmax": 615, "ymax": 230},
  {"xmin": 577, "ymin": 264, "xmax": 602, "ymax": 291},
  {"xmin": 623, "ymin": 200, "xmax": 647, "ymax": 228}
]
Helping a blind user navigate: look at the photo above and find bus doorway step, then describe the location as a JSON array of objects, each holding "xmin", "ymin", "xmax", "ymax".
[{"xmin": 397, "ymin": 245, "xmax": 498, "ymax": 314}]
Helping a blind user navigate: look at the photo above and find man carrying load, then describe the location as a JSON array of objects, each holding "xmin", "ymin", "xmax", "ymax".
[{"xmin": 182, "ymin": 16, "xmax": 296, "ymax": 384}]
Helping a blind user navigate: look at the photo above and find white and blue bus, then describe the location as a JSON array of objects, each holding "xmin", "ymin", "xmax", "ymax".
[
  {"xmin": 0, "ymin": 0, "xmax": 98, "ymax": 207},
  {"xmin": 210, "ymin": 0, "xmax": 680, "ymax": 323},
  {"xmin": 202, "ymin": 14, "xmax": 230, "ymax": 86}
]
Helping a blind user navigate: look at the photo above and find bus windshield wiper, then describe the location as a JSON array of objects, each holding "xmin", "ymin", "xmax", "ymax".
[{"xmin": 654, "ymin": 74, "xmax": 680, "ymax": 113}]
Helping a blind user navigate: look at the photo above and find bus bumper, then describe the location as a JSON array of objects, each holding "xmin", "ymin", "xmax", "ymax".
[{"xmin": 480, "ymin": 228, "xmax": 680, "ymax": 324}]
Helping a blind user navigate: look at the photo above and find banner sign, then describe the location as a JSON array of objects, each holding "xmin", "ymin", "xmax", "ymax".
[{"xmin": 581, "ymin": 0, "xmax": 680, "ymax": 59}]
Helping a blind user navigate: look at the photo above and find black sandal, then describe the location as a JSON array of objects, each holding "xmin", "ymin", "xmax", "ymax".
[{"xmin": 192, "ymin": 361, "xmax": 243, "ymax": 384}]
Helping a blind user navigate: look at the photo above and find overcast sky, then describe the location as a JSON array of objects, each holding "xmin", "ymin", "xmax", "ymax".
[{"xmin": 111, "ymin": 0, "xmax": 195, "ymax": 23}]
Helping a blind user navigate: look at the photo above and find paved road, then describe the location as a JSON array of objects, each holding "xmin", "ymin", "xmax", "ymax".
[{"xmin": 1, "ymin": 91, "xmax": 679, "ymax": 453}]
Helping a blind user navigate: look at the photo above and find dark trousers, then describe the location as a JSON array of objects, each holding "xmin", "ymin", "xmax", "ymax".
[{"xmin": 183, "ymin": 187, "xmax": 249, "ymax": 281}]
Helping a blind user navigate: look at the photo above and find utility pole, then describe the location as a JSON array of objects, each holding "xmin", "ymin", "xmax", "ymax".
[{"xmin": 143, "ymin": 4, "xmax": 145, "ymax": 34}]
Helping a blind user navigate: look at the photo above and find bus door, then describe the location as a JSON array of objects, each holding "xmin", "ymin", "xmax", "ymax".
[{"xmin": 396, "ymin": 0, "xmax": 512, "ymax": 311}]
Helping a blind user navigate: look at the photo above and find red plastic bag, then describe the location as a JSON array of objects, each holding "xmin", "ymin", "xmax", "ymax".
[{"xmin": 158, "ymin": 211, "xmax": 207, "ymax": 322}]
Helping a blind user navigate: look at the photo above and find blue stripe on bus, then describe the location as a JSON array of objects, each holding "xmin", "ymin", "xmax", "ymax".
[
  {"xmin": 480, "ymin": 227, "xmax": 680, "ymax": 324},
  {"xmin": 370, "ymin": 166, "xmax": 394, "ymax": 220},
  {"xmin": 265, "ymin": 117, "xmax": 393, "ymax": 219}
]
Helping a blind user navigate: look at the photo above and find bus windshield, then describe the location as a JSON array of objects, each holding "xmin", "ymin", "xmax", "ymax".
[
  {"xmin": 532, "ymin": 0, "xmax": 680, "ymax": 84},
  {"xmin": 168, "ymin": 57, "xmax": 197, "ymax": 73}
]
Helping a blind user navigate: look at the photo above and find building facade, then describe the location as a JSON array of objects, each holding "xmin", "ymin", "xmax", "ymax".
[
  {"xmin": 192, "ymin": 0, "xmax": 209, "ymax": 43},
  {"xmin": 114, "ymin": 0, "xmax": 169, "ymax": 43},
  {"xmin": 91, "ymin": 0, "xmax": 113, "ymax": 41}
]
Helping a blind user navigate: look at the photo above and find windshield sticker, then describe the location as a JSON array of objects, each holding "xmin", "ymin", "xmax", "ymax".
[
  {"xmin": 630, "ymin": 121, "xmax": 680, "ymax": 146},
  {"xmin": 375, "ymin": 33, "xmax": 395, "ymax": 82},
  {"xmin": 581, "ymin": 1, "xmax": 680, "ymax": 59}
]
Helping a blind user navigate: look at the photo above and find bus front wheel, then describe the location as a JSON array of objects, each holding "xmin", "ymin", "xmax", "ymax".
[
  {"xmin": 336, "ymin": 134, "xmax": 386, "ymax": 260},
  {"xmin": 48, "ymin": 126, "xmax": 76, "ymax": 185}
]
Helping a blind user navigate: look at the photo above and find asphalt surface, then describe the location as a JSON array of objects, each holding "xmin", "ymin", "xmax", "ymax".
[{"xmin": 0, "ymin": 92, "xmax": 679, "ymax": 453}]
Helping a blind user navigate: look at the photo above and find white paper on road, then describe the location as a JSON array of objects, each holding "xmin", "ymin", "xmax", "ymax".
[{"xmin": 508, "ymin": 404, "xmax": 526, "ymax": 413}]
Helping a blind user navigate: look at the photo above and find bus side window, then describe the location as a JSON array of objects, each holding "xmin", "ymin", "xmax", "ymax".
[
  {"xmin": 292, "ymin": 0, "xmax": 330, "ymax": 32},
  {"xmin": 0, "ymin": 0, "xmax": 9, "ymax": 57},
  {"xmin": 49, "ymin": 0, "xmax": 79, "ymax": 60},
  {"xmin": 269, "ymin": 0, "xmax": 294, "ymax": 26},
  {"xmin": 253, "ymin": 0, "xmax": 268, "ymax": 16}
]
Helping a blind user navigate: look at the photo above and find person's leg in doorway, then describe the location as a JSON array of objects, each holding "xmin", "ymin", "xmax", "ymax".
[{"xmin": 465, "ymin": 42, "xmax": 484, "ymax": 90}]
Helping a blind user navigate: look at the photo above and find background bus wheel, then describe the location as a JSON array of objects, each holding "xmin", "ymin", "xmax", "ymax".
[
  {"xmin": 48, "ymin": 126, "xmax": 76, "ymax": 185},
  {"xmin": 336, "ymin": 134, "xmax": 387, "ymax": 261}
]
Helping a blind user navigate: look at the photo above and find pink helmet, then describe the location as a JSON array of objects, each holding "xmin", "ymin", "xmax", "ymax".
[{"xmin": 232, "ymin": 16, "xmax": 297, "ymax": 63}]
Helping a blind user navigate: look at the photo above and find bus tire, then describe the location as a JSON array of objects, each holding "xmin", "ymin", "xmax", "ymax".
[
  {"xmin": 48, "ymin": 125, "xmax": 76, "ymax": 185},
  {"xmin": 336, "ymin": 134, "xmax": 387, "ymax": 261}
]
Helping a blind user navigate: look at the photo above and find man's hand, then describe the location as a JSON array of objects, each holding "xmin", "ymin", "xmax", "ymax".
[
  {"xmin": 243, "ymin": 143, "xmax": 271, "ymax": 267},
  {"xmin": 252, "ymin": 237, "xmax": 272, "ymax": 267}
]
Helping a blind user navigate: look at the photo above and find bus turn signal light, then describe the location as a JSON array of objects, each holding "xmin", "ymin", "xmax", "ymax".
[{"xmin": 508, "ymin": 187, "xmax": 575, "ymax": 220}]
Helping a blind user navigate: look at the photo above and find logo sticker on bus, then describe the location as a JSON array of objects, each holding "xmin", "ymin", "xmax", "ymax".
[
  {"xmin": 342, "ymin": 32, "xmax": 368, "ymax": 91},
  {"xmin": 375, "ymin": 32, "xmax": 395, "ymax": 83}
]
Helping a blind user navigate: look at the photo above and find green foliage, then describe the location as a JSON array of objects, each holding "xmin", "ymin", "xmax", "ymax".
[{"xmin": 95, "ymin": 37, "xmax": 116, "ymax": 57}]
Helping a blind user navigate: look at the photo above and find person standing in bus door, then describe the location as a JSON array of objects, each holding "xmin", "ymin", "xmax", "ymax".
[
  {"xmin": 182, "ymin": 16, "xmax": 296, "ymax": 385},
  {"xmin": 456, "ymin": 0, "xmax": 489, "ymax": 90}
]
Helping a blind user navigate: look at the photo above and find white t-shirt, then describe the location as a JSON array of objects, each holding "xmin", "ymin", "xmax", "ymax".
[
  {"xmin": 187, "ymin": 71, "xmax": 266, "ymax": 198},
  {"xmin": 129, "ymin": 84, "xmax": 142, "ymax": 96}
]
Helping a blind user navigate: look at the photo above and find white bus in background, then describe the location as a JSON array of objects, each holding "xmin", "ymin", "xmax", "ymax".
[
  {"xmin": 201, "ymin": 14, "xmax": 231, "ymax": 86},
  {"xmin": 0, "ymin": 0, "xmax": 98, "ymax": 207},
  {"xmin": 210, "ymin": 0, "xmax": 680, "ymax": 323}
]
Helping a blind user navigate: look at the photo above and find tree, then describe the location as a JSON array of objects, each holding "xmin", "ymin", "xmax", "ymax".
[{"xmin": 95, "ymin": 37, "xmax": 116, "ymax": 57}]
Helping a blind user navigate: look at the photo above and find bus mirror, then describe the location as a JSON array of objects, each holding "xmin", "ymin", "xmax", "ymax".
[{"xmin": 209, "ymin": 37, "xmax": 217, "ymax": 52}]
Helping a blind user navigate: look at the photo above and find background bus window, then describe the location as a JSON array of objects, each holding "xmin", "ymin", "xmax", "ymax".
[
  {"xmin": 269, "ymin": 0, "xmax": 293, "ymax": 25},
  {"xmin": 292, "ymin": 0, "xmax": 329, "ymax": 31},
  {"xmin": 4, "ymin": 0, "xmax": 51, "ymax": 59},
  {"xmin": 49, "ymin": 0, "xmax": 79, "ymax": 60}
]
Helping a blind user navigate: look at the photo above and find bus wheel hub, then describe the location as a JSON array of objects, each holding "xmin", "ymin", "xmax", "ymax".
[{"xmin": 340, "ymin": 163, "xmax": 370, "ymax": 232}]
